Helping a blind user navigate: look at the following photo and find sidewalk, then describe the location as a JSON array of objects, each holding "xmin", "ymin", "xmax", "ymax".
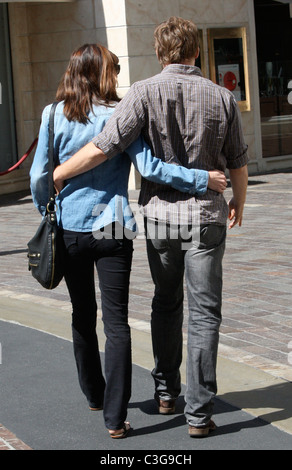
[{"xmin": 0, "ymin": 171, "xmax": 292, "ymax": 450}]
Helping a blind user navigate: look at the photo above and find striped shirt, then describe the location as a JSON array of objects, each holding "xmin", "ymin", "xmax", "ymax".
[{"xmin": 92, "ymin": 64, "xmax": 248, "ymax": 225}]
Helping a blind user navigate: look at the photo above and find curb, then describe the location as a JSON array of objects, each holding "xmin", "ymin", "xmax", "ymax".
[{"xmin": 0, "ymin": 424, "xmax": 32, "ymax": 451}]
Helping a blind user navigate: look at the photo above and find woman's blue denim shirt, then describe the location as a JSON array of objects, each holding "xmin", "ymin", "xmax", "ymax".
[{"xmin": 30, "ymin": 102, "xmax": 208, "ymax": 234}]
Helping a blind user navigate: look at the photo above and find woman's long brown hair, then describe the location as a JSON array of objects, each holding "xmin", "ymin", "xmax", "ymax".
[{"xmin": 56, "ymin": 44, "xmax": 121, "ymax": 124}]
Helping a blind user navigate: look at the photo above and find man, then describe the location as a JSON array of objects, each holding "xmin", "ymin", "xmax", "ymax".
[{"xmin": 54, "ymin": 17, "xmax": 248, "ymax": 437}]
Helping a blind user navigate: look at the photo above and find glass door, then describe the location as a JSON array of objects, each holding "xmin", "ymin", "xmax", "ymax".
[
  {"xmin": 254, "ymin": 0, "xmax": 292, "ymax": 158},
  {"xmin": 0, "ymin": 3, "xmax": 17, "ymax": 173}
]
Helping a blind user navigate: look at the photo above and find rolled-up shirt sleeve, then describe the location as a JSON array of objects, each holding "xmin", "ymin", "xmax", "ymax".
[{"xmin": 223, "ymin": 96, "xmax": 249, "ymax": 170}]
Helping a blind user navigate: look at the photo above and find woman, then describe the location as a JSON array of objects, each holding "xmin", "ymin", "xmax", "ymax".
[{"xmin": 30, "ymin": 43, "xmax": 226, "ymax": 439}]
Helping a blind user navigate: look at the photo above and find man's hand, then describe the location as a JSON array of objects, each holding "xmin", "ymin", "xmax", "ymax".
[
  {"xmin": 208, "ymin": 170, "xmax": 227, "ymax": 194},
  {"xmin": 228, "ymin": 165, "xmax": 248, "ymax": 229},
  {"xmin": 228, "ymin": 197, "xmax": 244, "ymax": 229},
  {"xmin": 53, "ymin": 166, "xmax": 64, "ymax": 195}
]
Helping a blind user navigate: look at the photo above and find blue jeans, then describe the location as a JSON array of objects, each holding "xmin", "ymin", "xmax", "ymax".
[
  {"xmin": 63, "ymin": 227, "xmax": 133, "ymax": 430},
  {"xmin": 145, "ymin": 220, "xmax": 226, "ymax": 427}
]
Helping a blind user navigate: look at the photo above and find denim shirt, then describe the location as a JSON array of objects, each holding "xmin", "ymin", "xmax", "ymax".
[{"xmin": 30, "ymin": 102, "xmax": 208, "ymax": 233}]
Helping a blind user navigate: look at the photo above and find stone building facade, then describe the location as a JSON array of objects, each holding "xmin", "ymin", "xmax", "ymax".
[{"xmin": 0, "ymin": 0, "xmax": 291, "ymax": 194}]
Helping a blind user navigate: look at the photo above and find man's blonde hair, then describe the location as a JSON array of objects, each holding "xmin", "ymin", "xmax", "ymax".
[{"xmin": 154, "ymin": 16, "xmax": 199, "ymax": 66}]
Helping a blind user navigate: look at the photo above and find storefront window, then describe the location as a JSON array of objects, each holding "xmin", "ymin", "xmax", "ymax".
[
  {"xmin": 208, "ymin": 27, "xmax": 250, "ymax": 112},
  {"xmin": 255, "ymin": 0, "xmax": 292, "ymax": 158}
]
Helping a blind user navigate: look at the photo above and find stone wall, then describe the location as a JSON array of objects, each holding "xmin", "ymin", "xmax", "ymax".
[{"xmin": 2, "ymin": 0, "xmax": 288, "ymax": 195}]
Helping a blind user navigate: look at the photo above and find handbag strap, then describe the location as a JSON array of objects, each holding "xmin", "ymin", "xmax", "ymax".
[{"xmin": 48, "ymin": 102, "xmax": 58, "ymax": 204}]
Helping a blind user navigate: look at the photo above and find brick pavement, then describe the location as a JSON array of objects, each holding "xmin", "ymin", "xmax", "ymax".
[
  {"xmin": 0, "ymin": 172, "xmax": 292, "ymax": 381},
  {"xmin": 0, "ymin": 171, "xmax": 292, "ymax": 449},
  {"xmin": 1, "ymin": 173, "xmax": 292, "ymax": 369},
  {"xmin": 129, "ymin": 173, "xmax": 292, "ymax": 382}
]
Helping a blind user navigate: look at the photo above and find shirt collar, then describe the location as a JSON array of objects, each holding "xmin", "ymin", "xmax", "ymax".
[{"xmin": 161, "ymin": 64, "xmax": 203, "ymax": 77}]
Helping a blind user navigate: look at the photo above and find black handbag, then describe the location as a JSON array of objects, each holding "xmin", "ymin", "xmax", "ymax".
[{"xmin": 27, "ymin": 102, "xmax": 64, "ymax": 289}]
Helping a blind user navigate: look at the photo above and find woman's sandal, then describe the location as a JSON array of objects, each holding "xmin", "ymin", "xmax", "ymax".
[
  {"xmin": 109, "ymin": 422, "xmax": 131, "ymax": 439},
  {"xmin": 89, "ymin": 406, "xmax": 103, "ymax": 411}
]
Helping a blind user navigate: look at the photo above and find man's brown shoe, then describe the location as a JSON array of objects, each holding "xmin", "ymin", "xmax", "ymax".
[
  {"xmin": 188, "ymin": 420, "xmax": 217, "ymax": 438},
  {"xmin": 156, "ymin": 398, "xmax": 176, "ymax": 415}
]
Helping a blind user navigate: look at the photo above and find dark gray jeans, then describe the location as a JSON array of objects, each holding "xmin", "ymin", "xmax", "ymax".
[{"xmin": 145, "ymin": 219, "xmax": 226, "ymax": 427}]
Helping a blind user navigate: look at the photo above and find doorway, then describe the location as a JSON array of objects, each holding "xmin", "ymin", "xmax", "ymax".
[
  {"xmin": 0, "ymin": 3, "xmax": 17, "ymax": 173},
  {"xmin": 254, "ymin": 0, "xmax": 292, "ymax": 158}
]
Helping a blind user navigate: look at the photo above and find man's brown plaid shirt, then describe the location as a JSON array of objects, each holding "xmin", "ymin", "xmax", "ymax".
[{"xmin": 92, "ymin": 64, "xmax": 248, "ymax": 225}]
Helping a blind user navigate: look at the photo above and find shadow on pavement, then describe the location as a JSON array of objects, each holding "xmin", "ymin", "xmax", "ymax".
[{"xmin": 1, "ymin": 320, "xmax": 292, "ymax": 450}]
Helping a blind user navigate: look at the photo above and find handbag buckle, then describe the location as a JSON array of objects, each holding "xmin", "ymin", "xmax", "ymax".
[{"xmin": 46, "ymin": 197, "xmax": 57, "ymax": 214}]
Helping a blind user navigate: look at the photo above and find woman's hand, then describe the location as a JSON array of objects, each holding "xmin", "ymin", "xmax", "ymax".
[{"xmin": 208, "ymin": 170, "xmax": 227, "ymax": 194}]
